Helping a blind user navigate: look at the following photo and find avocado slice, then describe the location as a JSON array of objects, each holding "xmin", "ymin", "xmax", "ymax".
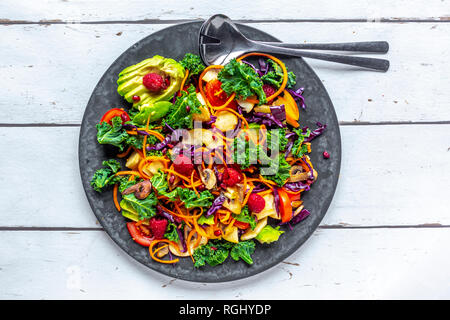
[
  {"xmin": 117, "ymin": 55, "xmax": 185, "ymax": 109},
  {"xmin": 132, "ymin": 101, "xmax": 172, "ymax": 126}
]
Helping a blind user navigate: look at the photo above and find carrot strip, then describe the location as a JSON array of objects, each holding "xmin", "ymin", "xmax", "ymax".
[
  {"xmin": 191, "ymin": 171, "xmax": 200, "ymax": 197},
  {"xmin": 149, "ymin": 240, "xmax": 179, "ymax": 264},
  {"xmin": 117, "ymin": 146, "xmax": 132, "ymax": 158},
  {"xmin": 113, "ymin": 184, "xmax": 121, "ymax": 212},
  {"xmin": 242, "ymin": 185, "xmax": 255, "ymax": 206},
  {"xmin": 115, "ymin": 170, "xmax": 141, "ymax": 177},
  {"xmin": 163, "ymin": 169, "xmax": 191, "ymax": 182},
  {"xmin": 178, "ymin": 69, "xmax": 189, "ymax": 96},
  {"xmin": 257, "ymin": 189, "xmax": 273, "ymax": 196}
]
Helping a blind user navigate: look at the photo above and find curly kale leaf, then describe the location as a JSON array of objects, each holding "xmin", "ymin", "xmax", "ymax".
[
  {"xmin": 262, "ymin": 154, "xmax": 292, "ymax": 187},
  {"xmin": 179, "ymin": 53, "xmax": 205, "ymax": 76},
  {"xmin": 233, "ymin": 205, "xmax": 256, "ymax": 230},
  {"xmin": 151, "ymin": 171, "xmax": 214, "ymax": 208},
  {"xmin": 96, "ymin": 116, "xmax": 129, "ymax": 151},
  {"xmin": 193, "ymin": 240, "xmax": 256, "ymax": 267},
  {"xmin": 261, "ymin": 59, "xmax": 296, "ymax": 89},
  {"xmin": 164, "ymin": 85, "xmax": 202, "ymax": 129},
  {"xmin": 230, "ymin": 240, "xmax": 256, "ymax": 265},
  {"xmin": 193, "ymin": 241, "xmax": 233, "ymax": 267},
  {"xmin": 290, "ymin": 128, "xmax": 311, "ymax": 158},
  {"xmin": 175, "ymin": 188, "xmax": 214, "ymax": 208},
  {"xmin": 164, "ymin": 222, "xmax": 180, "ymax": 242},
  {"xmin": 218, "ymin": 59, "xmax": 266, "ymax": 104},
  {"xmin": 120, "ymin": 192, "xmax": 158, "ymax": 220},
  {"xmin": 90, "ymin": 159, "xmax": 122, "ymax": 192}
]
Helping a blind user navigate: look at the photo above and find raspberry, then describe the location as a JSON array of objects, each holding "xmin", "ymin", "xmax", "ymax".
[
  {"xmin": 263, "ymin": 84, "xmax": 276, "ymax": 100},
  {"xmin": 148, "ymin": 218, "xmax": 168, "ymax": 240},
  {"xmin": 173, "ymin": 154, "xmax": 194, "ymax": 176},
  {"xmin": 143, "ymin": 73, "xmax": 164, "ymax": 92},
  {"xmin": 222, "ymin": 167, "xmax": 242, "ymax": 187},
  {"xmin": 247, "ymin": 193, "xmax": 266, "ymax": 213}
]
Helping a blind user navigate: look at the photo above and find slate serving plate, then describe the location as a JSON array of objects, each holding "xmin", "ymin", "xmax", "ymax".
[{"xmin": 79, "ymin": 21, "xmax": 341, "ymax": 282}]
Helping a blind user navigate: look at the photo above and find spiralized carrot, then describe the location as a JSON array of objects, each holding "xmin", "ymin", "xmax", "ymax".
[{"xmin": 149, "ymin": 240, "xmax": 179, "ymax": 264}]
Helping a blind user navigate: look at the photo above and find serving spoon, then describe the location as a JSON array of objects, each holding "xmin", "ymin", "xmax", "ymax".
[{"xmin": 199, "ymin": 14, "xmax": 390, "ymax": 72}]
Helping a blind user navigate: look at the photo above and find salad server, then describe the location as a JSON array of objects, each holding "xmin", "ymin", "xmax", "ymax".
[{"xmin": 199, "ymin": 14, "xmax": 390, "ymax": 71}]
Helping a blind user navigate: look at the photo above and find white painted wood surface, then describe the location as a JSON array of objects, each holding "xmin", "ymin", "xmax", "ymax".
[{"xmin": 1, "ymin": 1, "xmax": 449, "ymax": 299}]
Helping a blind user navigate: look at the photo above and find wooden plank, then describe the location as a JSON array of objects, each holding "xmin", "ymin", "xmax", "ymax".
[
  {"xmin": 1, "ymin": 0, "xmax": 449, "ymax": 22},
  {"xmin": 1, "ymin": 22, "xmax": 449, "ymax": 124},
  {"xmin": 1, "ymin": 124, "xmax": 449, "ymax": 228},
  {"xmin": 1, "ymin": 228, "xmax": 449, "ymax": 299}
]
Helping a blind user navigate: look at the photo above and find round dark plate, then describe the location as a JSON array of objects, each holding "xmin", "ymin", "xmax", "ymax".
[{"xmin": 79, "ymin": 21, "xmax": 341, "ymax": 282}]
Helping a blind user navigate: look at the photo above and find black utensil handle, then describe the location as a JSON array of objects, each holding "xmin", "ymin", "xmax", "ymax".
[
  {"xmin": 259, "ymin": 41, "xmax": 389, "ymax": 53},
  {"xmin": 298, "ymin": 51, "xmax": 390, "ymax": 71},
  {"xmin": 252, "ymin": 43, "xmax": 390, "ymax": 72}
]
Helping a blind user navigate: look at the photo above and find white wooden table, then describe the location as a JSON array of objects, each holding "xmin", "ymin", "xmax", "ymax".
[{"xmin": 1, "ymin": 0, "xmax": 449, "ymax": 300}]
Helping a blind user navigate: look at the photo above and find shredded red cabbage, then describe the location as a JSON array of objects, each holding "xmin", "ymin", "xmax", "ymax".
[
  {"xmin": 287, "ymin": 87, "xmax": 306, "ymax": 110},
  {"xmin": 291, "ymin": 209, "xmax": 311, "ymax": 225},
  {"xmin": 206, "ymin": 194, "xmax": 226, "ymax": 216},
  {"xmin": 248, "ymin": 111, "xmax": 285, "ymax": 128},
  {"xmin": 273, "ymin": 188, "xmax": 281, "ymax": 218},
  {"xmin": 304, "ymin": 122, "xmax": 327, "ymax": 142},
  {"xmin": 283, "ymin": 181, "xmax": 311, "ymax": 192}
]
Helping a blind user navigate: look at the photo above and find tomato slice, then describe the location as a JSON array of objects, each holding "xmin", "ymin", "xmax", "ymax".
[
  {"xmin": 234, "ymin": 220, "xmax": 250, "ymax": 230},
  {"xmin": 277, "ymin": 188, "xmax": 293, "ymax": 223},
  {"xmin": 205, "ymin": 79, "xmax": 229, "ymax": 106},
  {"xmin": 100, "ymin": 108, "xmax": 130, "ymax": 125},
  {"xmin": 126, "ymin": 222, "xmax": 154, "ymax": 247}
]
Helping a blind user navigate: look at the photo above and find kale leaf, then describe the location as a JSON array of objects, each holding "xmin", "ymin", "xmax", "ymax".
[
  {"xmin": 164, "ymin": 85, "xmax": 202, "ymax": 129},
  {"xmin": 120, "ymin": 192, "xmax": 158, "ymax": 220},
  {"xmin": 218, "ymin": 59, "xmax": 266, "ymax": 104},
  {"xmin": 193, "ymin": 241, "xmax": 233, "ymax": 267},
  {"xmin": 96, "ymin": 116, "xmax": 129, "ymax": 151},
  {"xmin": 230, "ymin": 240, "xmax": 256, "ymax": 265},
  {"xmin": 233, "ymin": 205, "xmax": 256, "ymax": 230},
  {"xmin": 193, "ymin": 240, "xmax": 256, "ymax": 267},
  {"xmin": 261, "ymin": 59, "xmax": 296, "ymax": 89},
  {"xmin": 164, "ymin": 222, "xmax": 180, "ymax": 242},
  {"xmin": 179, "ymin": 53, "xmax": 205, "ymax": 76},
  {"xmin": 262, "ymin": 154, "xmax": 291, "ymax": 186},
  {"xmin": 90, "ymin": 159, "xmax": 122, "ymax": 192}
]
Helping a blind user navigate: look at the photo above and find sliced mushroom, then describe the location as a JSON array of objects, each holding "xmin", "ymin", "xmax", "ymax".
[
  {"xmin": 122, "ymin": 180, "xmax": 152, "ymax": 199},
  {"xmin": 156, "ymin": 244, "xmax": 169, "ymax": 258},
  {"xmin": 289, "ymin": 165, "xmax": 311, "ymax": 182},
  {"xmin": 199, "ymin": 168, "xmax": 217, "ymax": 190}
]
